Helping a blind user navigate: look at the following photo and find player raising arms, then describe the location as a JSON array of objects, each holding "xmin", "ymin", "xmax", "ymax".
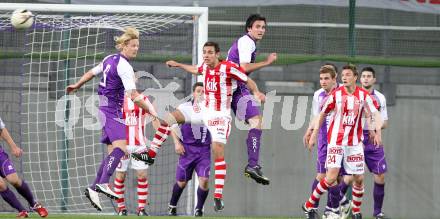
[
  {"xmin": 167, "ymin": 82, "xmax": 211, "ymax": 217},
  {"xmin": 0, "ymin": 116, "xmax": 48, "ymax": 218},
  {"xmin": 227, "ymin": 14, "xmax": 277, "ymax": 185},
  {"xmin": 360, "ymin": 67, "xmax": 389, "ymax": 219},
  {"xmin": 66, "ymin": 27, "xmax": 171, "ymax": 210},
  {"xmin": 303, "ymin": 64, "xmax": 340, "ymax": 218},
  {"xmin": 166, "ymin": 41, "xmax": 265, "ymax": 212},
  {"xmin": 303, "ymin": 64, "xmax": 383, "ymax": 219}
]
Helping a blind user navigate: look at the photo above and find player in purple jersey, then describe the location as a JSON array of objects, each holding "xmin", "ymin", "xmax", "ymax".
[
  {"xmin": 0, "ymin": 117, "xmax": 48, "ymax": 218},
  {"xmin": 66, "ymin": 27, "xmax": 171, "ymax": 211},
  {"xmin": 360, "ymin": 67, "xmax": 389, "ymax": 219},
  {"xmin": 303, "ymin": 64, "xmax": 340, "ymax": 219},
  {"xmin": 226, "ymin": 14, "xmax": 277, "ymax": 185},
  {"xmin": 167, "ymin": 82, "xmax": 211, "ymax": 217}
]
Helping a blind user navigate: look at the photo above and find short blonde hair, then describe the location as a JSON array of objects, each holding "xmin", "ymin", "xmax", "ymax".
[{"xmin": 115, "ymin": 27, "xmax": 139, "ymax": 51}]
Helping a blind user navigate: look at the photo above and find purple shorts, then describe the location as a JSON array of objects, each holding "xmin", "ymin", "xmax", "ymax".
[
  {"xmin": 99, "ymin": 107, "xmax": 126, "ymax": 145},
  {"xmin": 176, "ymin": 144, "xmax": 211, "ymax": 182},
  {"xmin": 231, "ymin": 84, "xmax": 261, "ymax": 122},
  {"xmin": 316, "ymin": 142, "xmax": 327, "ymax": 174},
  {"xmin": 0, "ymin": 149, "xmax": 17, "ymax": 178},
  {"xmin": 364, "ymin": 142, "xmax": 387, "ymax": 174}
]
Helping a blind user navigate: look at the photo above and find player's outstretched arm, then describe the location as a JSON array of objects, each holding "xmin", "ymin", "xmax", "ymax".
[
  {"xmin": 66, "ymin": 70, "xmax": 96, "ymax": 94},
  {"xmin": 240, "ymin": 53, "xmax": 277, "ymax": 73},
  {"xmin": 166, "ymin": 60, "xmax": 199, "ymax": 75},
  {"xmin": 0, "ymin": 127, "xmax": 23, "ymax": 157}
]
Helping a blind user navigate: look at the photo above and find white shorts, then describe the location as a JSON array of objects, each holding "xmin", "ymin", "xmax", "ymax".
[
  {"xmin": 201, "ymin": 107, "xmax": 231, "ymax": 145},
  {"xmin": 325, "ymin": 144, "xmax": 365, "ymax": 175},
  {"xmin": 116, "ymin": 145, "xmax": 149, "ymax": 171}
]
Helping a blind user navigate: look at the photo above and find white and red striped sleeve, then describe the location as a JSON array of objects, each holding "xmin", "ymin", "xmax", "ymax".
[
  {"xmin": 364, "ymin": 93, "xmax": 379, "ymax": 115},
  {"xmin": 227, "ymin": 62, "xmax": 248, "ymax": 82},
  {"xmin": 322, "ymin": 92, "xmax": 336, "ymax": 114}
]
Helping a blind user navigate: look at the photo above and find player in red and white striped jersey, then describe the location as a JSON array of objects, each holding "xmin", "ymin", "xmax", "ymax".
[
  {"xmin": 165, "ymin": 41, "xmax": 265, "ymax": 212},
  {"xmin": 114, "ymin": 95, "xmax": 159, "ymax": 216},
  {"xmin": 303, "ymin": 65, "xmax": 383, "ymax": 219}
]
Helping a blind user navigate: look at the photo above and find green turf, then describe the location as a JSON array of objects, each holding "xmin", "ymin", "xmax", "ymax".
[
  {"xmin": 0, "ymin": 214, "xmax": 297, "ymax": 219},
  {"xmin": 0, "ymin": 214, "xmax": 387, "ymax": 219},
  {"xmin": 1, "ymin": 50, "xmax": 440, "ymax": 68}
]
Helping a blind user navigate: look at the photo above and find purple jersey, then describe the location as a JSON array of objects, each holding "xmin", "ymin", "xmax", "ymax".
[
  {"xmin": 178, "ymin": 101, "xmax": 211, "ymax": 146},
  {"xmin": 312, "ymin": 87, "xmax": 337, "ymax": 173},
  {"xmin": 92, "ymin": 53, "xmax": 136, "ymax": 110},
  {"xmin": 227, "ymin": 34, "xmax": 257, "ymax": 88},
  {"xmin": 362, "ymin": 89, "xmax": 388, "ymax": 149},
  {"xmin": 312, "ymin": 88, "xmax": 333, "ymax": 149}
]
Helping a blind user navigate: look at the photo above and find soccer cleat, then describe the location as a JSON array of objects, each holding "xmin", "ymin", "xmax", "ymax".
[
  {"xmin": 244, "ymin": 165, "xmax": 270, "ymax": 185},
  {"xmin": 95, "ymin": 183, "xmax": 121, "ymax": 200},
  {"xmin": 131, "ymin": 151, "xmax": 155, "ymax": 165},
  {"xmin": 137, "ymin": 208, "xmax": 149, "ymax": 216},
  {"xmin": 16, "ymin": 210, "xmax": 29, "ymax": 218},
  {"xmin": 375, "ymin": 212, "xmax": 389, "ymax": 219},
  {"xmin": 352, "ymin": 213, "xmax": 362, "ymax": 219},
  {"xmin": 302, "ymin": 204, "xmax": 319, "ymax": 219},
  {"xmin": 32, "ymin": 202, "xmax": 48, "ymax": 218},
  {"xmin": 118, "ymin": 209, "xmax": 128, "ymax": 216},
  {"xmin": 339, "ymin": 201, "xmax": 352, "ymax": 219},
  {"xmin": 85, "ymin": 188, "xmax": 103, "ymax": 211},
  {"xmin": 323, "ymin": 211, "xmax": 340, "ymax": 219},
  {"xmin": 194, "ymin": 208, "xmax": 203, "ymax": 217},
  {"xmin": 168, "ymin": 205, "xmax": 177, "ymax": 216},
  {"xmin": 213, "ymin": 198, "xmax": 224, "ymax": 212}
]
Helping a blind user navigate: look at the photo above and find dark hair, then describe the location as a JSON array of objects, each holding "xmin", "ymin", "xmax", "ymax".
[
  {"xmin": 192, "ymin": 82, "xmax": 203, "ymax": 92},
  {"xmin": 342, "ymin": 64, "xmax": 358, "ymax": 76},
  {"xmin": 245, "ymin": 14, "xmax": 266, "ymax": 32},
  {"xmin": 203, "ymin": 41, "xmax": 220, "ymax": 53},
  {"xmin": 324, "ymin": 63, "xmax": 338, "ymax": 74},
  {"xmin": 361, "ymin": 66, "xmax": 376, "ymax": 78}
]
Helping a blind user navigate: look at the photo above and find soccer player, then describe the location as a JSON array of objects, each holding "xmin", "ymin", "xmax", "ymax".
[
  {"xmin": 226, "ymin": 14, "xmax": 277, "ymax": 185},
  {"xmin": 360, "ymin": 67, "xmax": 389, "ymax": 219},
  {"xmin": 167, "ymin": 82, "xmax": 211, "ymax": 217},
  {"xmin": 113, "ymin": 94, "xmax": 159, "ymax": 216},
  {"xmin": 66, "ymin": 27, "xmax": 171, "ymax": 210},
  {"xmin": 303, "ymin": 64, "xmax": 383, "ymax": 219},
  {"xmin": 0, "ymin": 116, "xmax": 48, "ymax": 218},
  {"xmin": 302, "ymin": 64, "xmax": 340, "ymax": 218},
  {"xmin": 165, "ymin": 41, "xmax": 266, "ymax": 211}
]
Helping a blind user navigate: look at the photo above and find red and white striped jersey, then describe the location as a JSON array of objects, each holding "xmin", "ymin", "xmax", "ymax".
[
  {"xmin": 322, "ymin": 86, "xmax": 379, "ymax": 146},
  {"xmin": 123, "ymin": 96, "xmax": 149, "ymax": 146},
  {"xmin": 198, "ymin": 60, "xmax": 248, "ymax": 111}
]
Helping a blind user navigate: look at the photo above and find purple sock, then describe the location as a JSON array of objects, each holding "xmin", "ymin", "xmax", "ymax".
[
  {"xmin": 91, "ymin": 158, "xmax": 107, "ymax": 190},
  {"xmin": 0, "ymin": 187, "xmax": 26, "ymax": 211},
  {"xmin": 373, "ymin": 182, "xmax": 385, "ymax": 216},
  {"xmin": 246, "ymin": 128, "xmax": 262, "ymax": 167},
  {"xmin": 339, "ymin": 181, "xmax": 350, "ymax": 205},
  {"xmin": 195, "ymin": 187, "xmax": 209, "ymax": 210},
  {"xmin": 169, "ymin": 183, "xmax": 185, "ymax": 206},
  {"xmin": 311, "ymin": 179, "xmax": 320, "ymax": 208},
  {"xmin": 328, "ymin": 185, "xmax": 341, "ymax": 209},
  {"xmin": 15, "ymin": 180, "xmax": 36, "ymax": 207},
  {"xmin": 98, "ymin": 148, "xmax": 125, "ymax": 184}
]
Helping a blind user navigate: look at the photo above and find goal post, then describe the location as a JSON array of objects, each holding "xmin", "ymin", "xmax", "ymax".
[{"xmin": 0, "ymin": 3, "xmax": 208, "ymax": 215}]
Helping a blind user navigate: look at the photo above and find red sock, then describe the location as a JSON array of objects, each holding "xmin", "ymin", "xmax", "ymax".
[{"xmin": 214, "ymin": 158, "xmax": 226, "ymax": 199}]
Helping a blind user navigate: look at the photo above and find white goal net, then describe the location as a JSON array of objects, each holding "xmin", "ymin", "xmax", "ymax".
[{"xmin": 0, "ymin": 3, "xmax": 207, "ymax": 215}]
